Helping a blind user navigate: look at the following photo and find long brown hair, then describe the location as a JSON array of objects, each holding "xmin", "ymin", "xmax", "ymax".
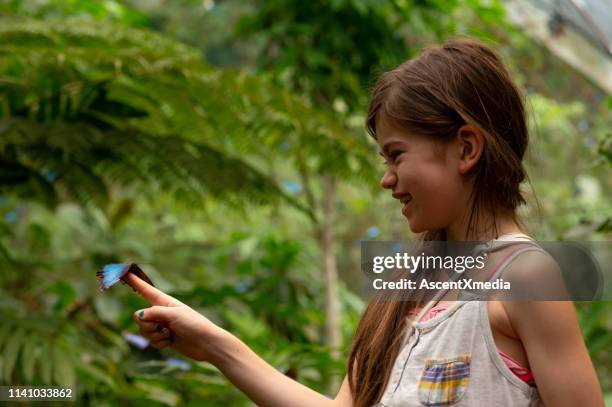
[{"xmin": 348, "ymin": 37, "xmax": 530, "ymax": 406}]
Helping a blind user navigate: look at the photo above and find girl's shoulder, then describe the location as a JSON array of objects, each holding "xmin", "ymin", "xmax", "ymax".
[{"xmin": 487, "ymin": 232, "xmax": 559, "ymax": 281}]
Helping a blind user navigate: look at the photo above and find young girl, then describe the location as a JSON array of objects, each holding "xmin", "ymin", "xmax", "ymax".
[{"xmin": 127, "ymin": 38, "xmax": 604, "ymax": 406}]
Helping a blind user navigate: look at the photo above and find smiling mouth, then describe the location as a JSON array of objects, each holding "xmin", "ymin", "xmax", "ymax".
[
  {"xmin": 400, "ymin": 194, "xmax": 413, "ymax": 206},
  {"xmin": 400, "ymin": 194, "xmax": 413, "ymax": 217}
]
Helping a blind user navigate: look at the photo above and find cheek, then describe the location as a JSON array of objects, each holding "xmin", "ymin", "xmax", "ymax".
[
  {"xmin": 402, "ymin": 162, "xmax": 463, "ymax": 222},
  {"xmin": 418, "ymin": 172, "xmax": 460, "ymax": 208},
  {"xmin": 403, "ymin": 160, "xmax": 459, "ymax": 198}
]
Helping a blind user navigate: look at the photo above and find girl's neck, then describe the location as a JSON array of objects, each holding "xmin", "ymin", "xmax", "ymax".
[{"xmin": 445, "ymin": 209, "xmax": 523, "ymax": 241}]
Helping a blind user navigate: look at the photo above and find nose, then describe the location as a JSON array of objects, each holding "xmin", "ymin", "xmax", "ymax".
[{"xmin": 380, "ymin": 168, "xmax": 397, "ymax": 190}]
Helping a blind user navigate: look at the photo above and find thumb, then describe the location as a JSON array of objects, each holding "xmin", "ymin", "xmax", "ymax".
[{"xmin": 135, "ymin": 305, "xmax": 175, "ymax": 323}]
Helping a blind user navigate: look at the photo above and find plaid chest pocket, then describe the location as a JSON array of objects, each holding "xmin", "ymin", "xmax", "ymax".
[{"xmin": 417, "ymin": 355, "xmax": 471, "ymax": 406}]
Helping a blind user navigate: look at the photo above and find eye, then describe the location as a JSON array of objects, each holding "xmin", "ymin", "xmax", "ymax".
[
  {"xmin": 379, "ymin": 150, "xmax": 403, "ymax": 166},
  {"xmin": 388, "ymin": 151, "xmax": 402, "ymax": 162}
]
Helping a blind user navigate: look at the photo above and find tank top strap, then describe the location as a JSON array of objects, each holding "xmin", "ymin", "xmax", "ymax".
[
  {"xmin": 485, "ymin": 241, "xmax": 549, "ymax": 283},
  {"xmin": 455, "ymin": 238, "xmax": 547, "ymax": 303},
  {"xmin": 409, "ymin": 234, "xmax": 545, "ymax": 325}
]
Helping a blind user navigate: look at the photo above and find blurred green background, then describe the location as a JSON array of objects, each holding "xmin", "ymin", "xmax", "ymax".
[{"xmin": 0, "ymin": 0, "xmax": 610, "ymax": 405}]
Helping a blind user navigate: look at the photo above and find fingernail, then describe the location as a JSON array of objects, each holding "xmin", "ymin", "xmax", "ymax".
[
  {"xmin": 155, "ymin": 324, "xmax": 163, "ymax": 332},
  {"xmin": 138, "ymin": 310, "xmax": 145, "ymax": 318}
]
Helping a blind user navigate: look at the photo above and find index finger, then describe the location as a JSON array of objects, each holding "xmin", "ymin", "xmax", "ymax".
[{"xmin": 123, "ymin": 273, "xmax": 178, "ymax": 306}]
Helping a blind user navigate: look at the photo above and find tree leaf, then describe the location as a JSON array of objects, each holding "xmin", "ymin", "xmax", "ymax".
[
  {"xmin": 2, "ymin": 326, "xmax": 23, "ymax": 382},
  {"xmin": 21, "ymin": 336, "xmax": 38, "ymax": 383},
  {"xmin": 52, "ymin": 341, "xmax": 75, "ymax": 386}
]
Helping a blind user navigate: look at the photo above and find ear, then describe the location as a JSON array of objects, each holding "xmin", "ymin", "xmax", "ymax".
[{"xmin": 456, "ymin": 124, "xmax": 485, "ymax": 175}]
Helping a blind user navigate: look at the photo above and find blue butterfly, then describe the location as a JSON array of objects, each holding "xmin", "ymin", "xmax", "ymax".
[{"xmin": 96, "ymin": 262, "xmax": 154, "ymax": 291}]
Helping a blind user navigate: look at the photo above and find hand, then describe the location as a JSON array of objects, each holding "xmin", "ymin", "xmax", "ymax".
[{"xmin": 125, "ymin": 273, "xmax": 229, "ymax": 362}]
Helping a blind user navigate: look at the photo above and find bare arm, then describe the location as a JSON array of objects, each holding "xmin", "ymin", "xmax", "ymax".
[
  {"xmin": 504, "ymin": 300, "xmax": 604, "ymax": 407},
  {"xmin": 499, "ymin": 251, "xmax": 604, "ymax": 406},
  {"xmin": 212, "ymin": 333, "xmax": 353, "ymax": 407},
  {"xmin": 125, "ymin": 273, "xmax": 352, "ymax": 407}
]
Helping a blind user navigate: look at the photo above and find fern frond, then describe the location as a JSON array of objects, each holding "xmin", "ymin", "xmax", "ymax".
[{"xmin": 0, "ymin": 18, "xmax": 375, "ymax": 214}]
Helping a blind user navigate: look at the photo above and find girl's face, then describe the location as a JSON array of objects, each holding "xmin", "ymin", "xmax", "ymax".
[{"xmin": 376, "ymin": 118, "xmax": 471, "ymax": 234}]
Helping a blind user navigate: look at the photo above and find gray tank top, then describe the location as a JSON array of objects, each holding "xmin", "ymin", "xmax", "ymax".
[{"xmin": 374, "ymin": 234, "xmax": 545, "ymax": 406}]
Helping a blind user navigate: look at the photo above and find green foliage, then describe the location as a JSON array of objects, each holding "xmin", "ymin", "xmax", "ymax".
[
  {"xmin": 0, "ymin": 0, "xmax": 149, "ymax": 26},
  {"xmin": 578, "ymin": 302, "xmax": 612, "ymax": 391},
  {"xmin": 522, "ymin": 94, "xmax": 611, "ymax": 239},
  {"xmin": 0, "ymin": 14, "xmax": 375, "ymax": 403},
  {"xmin": 0, "ymin": 196, "xmax": 360, "ymax": 404},
  {"xmin": 234, "ymin": 0, "xmax": 409, "ymax": 109},
  {"xmin": 0, "ymin": 18, "xmax": 286, "ymax": 209},
  {"xmin": 0, "ymin": 17, "xmax": 378, "ymax": 214}
]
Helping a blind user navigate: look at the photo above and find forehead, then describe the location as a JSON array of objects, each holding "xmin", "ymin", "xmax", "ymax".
[{"xmin": 374, "ymin": 117, "xmax": 416, "ymax": 147}]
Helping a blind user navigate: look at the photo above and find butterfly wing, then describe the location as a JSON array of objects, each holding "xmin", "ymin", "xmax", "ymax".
[
  {"xmin": 97, "ymin": 262, "xmax": 156, "ymax": 292},
  {"xmin": 96, "ymin": 263, "xmax": 130, "ymax": 291},
  {"xmin": 127, "ymin": 263, "xmax": 155, "ymax": 287}
]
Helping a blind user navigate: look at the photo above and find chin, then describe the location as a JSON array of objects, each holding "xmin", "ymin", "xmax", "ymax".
[
  {"xmin": 406, "ymin": 217, "xmax": 443, "ymax": 235},
  {"xmin": 406, "ymin": 219, "xmax": 428, "ymax": 234}
]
